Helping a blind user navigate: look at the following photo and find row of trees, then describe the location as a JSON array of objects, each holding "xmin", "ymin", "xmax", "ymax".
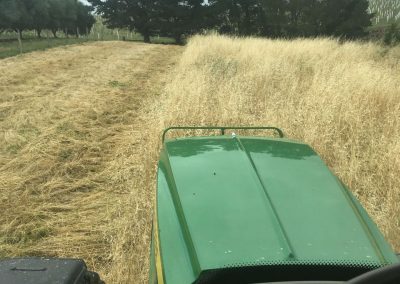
[
  {"xmin": 89, "ymin": 0, "xmax": 373, "ymax": 43},
  {"xmin": 0, "ymin": 0, "xmax": 95, "ymax": 39}
]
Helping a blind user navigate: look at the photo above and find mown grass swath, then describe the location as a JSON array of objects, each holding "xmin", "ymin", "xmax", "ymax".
[{"xmin": 0, "ymin": 41, "xmax": 183, "ymax": 283}]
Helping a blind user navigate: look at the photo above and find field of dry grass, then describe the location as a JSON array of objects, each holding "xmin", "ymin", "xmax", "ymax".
[
  {"xmin": 163, "ymin": 35, "xmax": 400, "ymax": 252},
  {"xmin": 0, "ymin": 36, "xmax": 399, "ymax": 283},
  {"xmin": 0, "ymin": 41, "xmax": 182, "ymax": 283}
]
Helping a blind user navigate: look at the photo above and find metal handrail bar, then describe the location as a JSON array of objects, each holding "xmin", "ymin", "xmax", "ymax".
[{"xmin": 162, "ymin": 126, "xmax": 284, "ymax": 142}]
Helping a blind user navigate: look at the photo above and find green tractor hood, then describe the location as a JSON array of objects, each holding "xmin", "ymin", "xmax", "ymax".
[{"xmin": 154, "ymin": 132, "xmax": 399, "ymax": 283}]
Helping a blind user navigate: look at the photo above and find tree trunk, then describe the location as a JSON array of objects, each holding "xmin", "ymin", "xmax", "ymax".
[
  {"xmin": 18, "ymin": 29, "xmax": 23, "ymax": 40},
  {"xmin": 143, "ymin": 33, "xmax": 150, "ymax": 43},
  {"xmin": 17, "ymin": 29, "xmax": 23, "ymax": 54},
  {"xmin": 36, "ymin": 29, "xmax": 42, "ymax": 38},
  {"xmin": 174, "ymin": 34, "xmax": 183, "ymax": 45},
  {"xmin": 52, "ymin": 29, "xmax": 58, "ymax": 38},
  {"xmin": 46, "ymin": 30, "xmax": 50, "ymax": 47}
]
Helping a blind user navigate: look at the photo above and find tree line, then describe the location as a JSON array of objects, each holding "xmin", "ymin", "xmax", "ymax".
[
  {"xmin": 0, "ymin": 0, "xmax": 95, "ymax": 39},
  {"xmin": 88, "ymin": 0, "xmax": 373, "ymax": 43}
]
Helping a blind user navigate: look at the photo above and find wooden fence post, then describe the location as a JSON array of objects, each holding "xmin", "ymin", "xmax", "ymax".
[{"xmin": 17, "ymin": 30, "xmax": 22, "ymax": 54}]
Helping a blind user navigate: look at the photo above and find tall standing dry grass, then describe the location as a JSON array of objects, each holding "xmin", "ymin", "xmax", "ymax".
[{"xmin": 162, "ymin": 35, "xmax": 400, "ymax": 251}]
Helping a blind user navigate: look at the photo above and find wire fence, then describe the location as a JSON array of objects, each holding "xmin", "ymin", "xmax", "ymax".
[{"xmin": 0, "ymin": 21, "xmax": 173, "ymax": 59}]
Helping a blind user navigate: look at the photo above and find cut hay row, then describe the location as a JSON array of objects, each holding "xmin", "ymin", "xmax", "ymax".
[{"xmin": 0, "ymin": 41, "xmax": 182, "ymax": 283}]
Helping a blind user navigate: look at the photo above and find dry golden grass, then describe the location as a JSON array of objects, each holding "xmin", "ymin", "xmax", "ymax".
[
  {"xmin": 162, "ymin": 35, "xmax": 400, "ymax": 253},
  {"xmin": 1, "ymin": 36, "xmax": 399, "ymax": 284},
  {"xmin": 0, "ymin": 41, "xmax": 182, "ymax": 283}
]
